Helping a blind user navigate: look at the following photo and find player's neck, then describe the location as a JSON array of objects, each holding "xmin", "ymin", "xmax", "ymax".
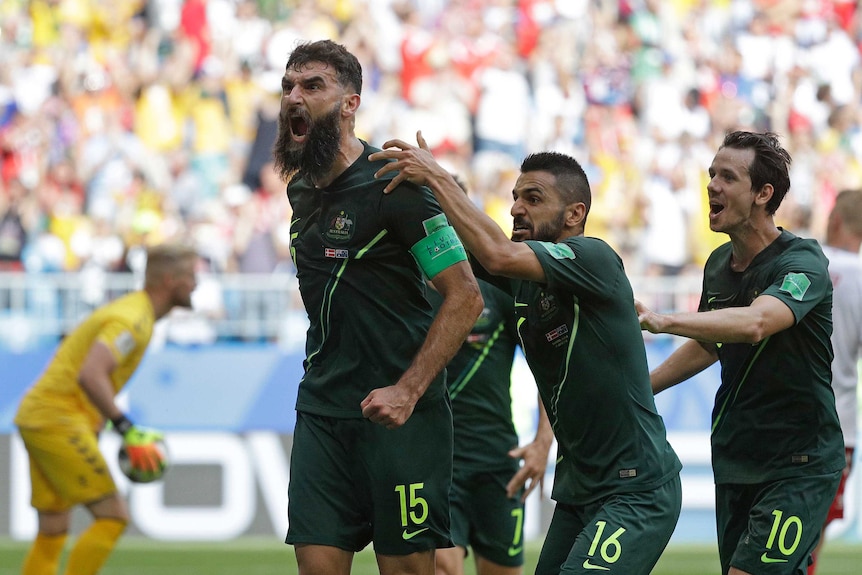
[
  {"xmin": 311, "ymin": 137, "xmax": 364, "ymax": 189},
  {"xmin": 729, "ymin": 224, "xmax": 780, "ymax": 272}
]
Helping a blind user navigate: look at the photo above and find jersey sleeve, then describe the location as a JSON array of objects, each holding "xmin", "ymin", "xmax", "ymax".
[
  {"xmin": 95, "ymin": 317, "xmax": 144, "ymax": 364},
  {"xmin": 382, "ymin": 182, "xmax": 467, "ymax": 278},
  {"xmin": 761, "ymin": 240, "xmax": 831, "ymax": 324},
  {"xmin": 525, "ymin": 237, "xmax": 625, "ymax": 302}
]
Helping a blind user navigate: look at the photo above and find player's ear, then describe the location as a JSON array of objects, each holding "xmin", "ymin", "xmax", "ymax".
[
  {"xmin": 342, "ymin": 93, "xmax": 360, "ymax": 116},
  {"xmin": 754, "ymin": 183, "xmax": 774, "ymax": 208},
  {"xmin": 565, "ymin": 202, "xmax": 587, "ymax": 228}
]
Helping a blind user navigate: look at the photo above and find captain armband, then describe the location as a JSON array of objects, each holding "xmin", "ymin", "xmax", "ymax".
[{"xmin": 410, "ymin": 225, "xmax": 467, "ymax": 279}]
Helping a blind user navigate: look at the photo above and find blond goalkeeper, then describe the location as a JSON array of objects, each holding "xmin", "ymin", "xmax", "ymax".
[{"xmin": 14, "ymin": 243, "xmax": 198, "ymax": 575}]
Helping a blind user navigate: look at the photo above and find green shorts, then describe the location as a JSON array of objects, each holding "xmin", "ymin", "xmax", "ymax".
[
  {"xmin": 450, "ymin": 465, "xmax": 525, "ymax": 567},
  {"xmin": 535, "ymin": 474, "xmax": 681, "ymax": 575},
  {"xmin": 716, "ymin": 470, "xmax": 842, "ymax": 575},
  {"xmin": 286, "ymin": 398, "xmax": 454, "ymax": 555}
]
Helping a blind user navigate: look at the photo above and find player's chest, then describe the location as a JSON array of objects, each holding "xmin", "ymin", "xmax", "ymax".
[
  {"xmin": 515, "ymin": 287, "xmax": 576, "ymax": 352},
  {"xmin": 290, "ymin": 200, "xmax": 392, "ymax": 264}
]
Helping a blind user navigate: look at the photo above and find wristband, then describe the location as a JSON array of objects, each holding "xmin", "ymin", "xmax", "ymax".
[{"xmin": 111, "ymin": 414, "xmax": 134, "ymax": 436}]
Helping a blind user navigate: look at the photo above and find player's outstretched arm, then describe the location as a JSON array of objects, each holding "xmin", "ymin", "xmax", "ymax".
[
  {"xmin": 650, "ymin": 339, "xmax": 718, "ymax": 394},
  {"xmin": 370, "ymin": 132, "xmax": 545, "ymax": 282},
  {"xmin": 360, "ymin": 260, "xmax": 483, "ymax": 429},
  {"xmin": 636, "ymin": 295, "xmax": 795, "ymax": 345}
]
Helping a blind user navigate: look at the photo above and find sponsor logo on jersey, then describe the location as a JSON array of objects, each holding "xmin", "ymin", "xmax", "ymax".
[{"xmin": 324, "ymin": 248, "xmax": 349, "ymax": 259}]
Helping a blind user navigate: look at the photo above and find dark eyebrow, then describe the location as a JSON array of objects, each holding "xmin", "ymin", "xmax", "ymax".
[
  {"xmin": 283, "ymin": 73, "xmax": 327, "ymax": 88},
  {"xmin": 514, "ymin": 186, "xmax": 546, "ymax": 197}
]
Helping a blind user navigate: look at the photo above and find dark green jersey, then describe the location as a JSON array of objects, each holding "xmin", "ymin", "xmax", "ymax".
[
  {"xmin": 508, "ymin": 237, "xmax": 681, "ymax": 505},
  {"xmin": 428, "ymin": 279, "xmax": 520, "ymax": 471},
  {"xmin": 700, "ymin": 229, "xmax": 845, "ymax": 483},
  {"xmin": 288, "ymin": 141, "xmax": 451, "ymax": 418}
]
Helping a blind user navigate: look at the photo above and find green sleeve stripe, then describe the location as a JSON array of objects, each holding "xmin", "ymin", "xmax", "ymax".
[{"xmin": 410, "ymin": 226, "xmax": 467, "ymax": 279}]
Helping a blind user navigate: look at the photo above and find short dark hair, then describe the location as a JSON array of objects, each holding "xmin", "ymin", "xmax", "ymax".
[
  {"xmin": 286, "ymin": 39, "xmax": 363, "ymax": 95},
  {"xmin": 520, "ymin": 152, "xmax": 591, "ymax": 215},
  {"xmin": 720, "ymin": 131, "xmax": 792, "ymax": 215}
]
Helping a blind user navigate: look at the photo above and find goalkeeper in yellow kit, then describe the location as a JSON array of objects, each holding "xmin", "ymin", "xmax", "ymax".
[{"xmin": 14, "ymin": 243, "xmax": 198, "ymax": 575}]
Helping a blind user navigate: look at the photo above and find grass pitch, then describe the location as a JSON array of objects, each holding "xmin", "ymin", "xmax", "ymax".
[{"xmin": 0, "ymin": 537, "xmax": 860, "ymax": 574}]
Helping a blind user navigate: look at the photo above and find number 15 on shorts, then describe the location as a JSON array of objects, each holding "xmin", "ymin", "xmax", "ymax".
[{"xmin": 395, "ymin": 483, "xmax": 429, "ymax": 540}]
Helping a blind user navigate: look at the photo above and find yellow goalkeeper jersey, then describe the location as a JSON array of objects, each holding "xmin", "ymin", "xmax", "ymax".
[{"xmin": 15, "ymin": 291, "xmax": 155, "ymax": 432}]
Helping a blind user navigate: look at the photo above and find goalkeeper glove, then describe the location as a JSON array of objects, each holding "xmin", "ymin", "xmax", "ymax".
[{"xmin": 112, "ymin": 414, "xmax": 167, "ymax": 480}]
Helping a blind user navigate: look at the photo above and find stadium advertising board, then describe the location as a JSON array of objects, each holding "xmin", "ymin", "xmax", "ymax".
[{"xmin": 1, "ymin": 343, "xmax": 859, "ymax": 543}]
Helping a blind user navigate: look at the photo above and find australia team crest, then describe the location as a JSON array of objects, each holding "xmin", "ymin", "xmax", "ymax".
[{"xmin": 326, "ymin": 210, "xmax": 355, "ymax": 241}]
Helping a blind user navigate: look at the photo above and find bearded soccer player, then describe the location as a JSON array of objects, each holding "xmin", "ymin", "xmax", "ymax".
[
  {"xmin": 15, "ymin": 243, "xmax": 198, "ymax": 575},
  {"xmin": 275, "ymin": 40, "xmax": 482, "ymax": 575},
  {"xmin": 370, "ymin": 135, "xmax": 682, "ymax": 575},
  {"xmin": 637, "ymin": 131, "xmax": 845, "ymax": 575}
]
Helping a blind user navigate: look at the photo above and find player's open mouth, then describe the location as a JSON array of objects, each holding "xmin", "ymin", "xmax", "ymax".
[
  {"xmin": 709, "ymin": 201, "xmax": 724, "ymax": 217},
  {"xmin": 511, "ymin": 219, "xmax": 532, "ymax": 239},
  {"xmin": 289, "ymin": 110, "xmax": 310, "ymax": 141}
]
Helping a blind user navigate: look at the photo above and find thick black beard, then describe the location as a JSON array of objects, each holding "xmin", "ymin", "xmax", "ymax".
[
  {"xmin": 273, "ymin": 105, "xmax": 342, "ymax": 184},
  {"xmin": 511, "ymin": 210, "xmax": 566, "ymax": 242}
]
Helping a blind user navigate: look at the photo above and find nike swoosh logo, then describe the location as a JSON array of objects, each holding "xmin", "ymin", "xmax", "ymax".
[
  {"xmin": 582, "ymin": 559, "xmax": 610, "ymax": 571},
  {"xmin": 402, "ymin": 527, "xmax": 429, "ymax": 540},
  {"xmin": 507, "ymin": 546, "xmax": 522, "ymax": 556},
  {"xmin": 760, "ymin": 552, "xmax": 788, "ymax": 564}
]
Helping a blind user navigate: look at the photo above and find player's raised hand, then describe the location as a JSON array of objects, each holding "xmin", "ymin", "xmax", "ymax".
[{"xmin": 369, "ymin": 131, "xmax": 447, "ymax": 194}]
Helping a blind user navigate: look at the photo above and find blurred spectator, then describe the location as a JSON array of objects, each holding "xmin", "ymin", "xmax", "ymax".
[
  {"xmin": 0, "ymin": 177, "xmax": 34, "ymax": 271},
  {"xmin": 0, "ymin": 0, "xmax": 856, "ymax": 293},
  {"xmin": 232, "ymin": 161, "xmax": 291, "ymax": 274}
]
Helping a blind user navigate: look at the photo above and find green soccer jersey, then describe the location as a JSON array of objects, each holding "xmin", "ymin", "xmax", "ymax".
[
  {"xmin": 288, "ymin": 141, "xmax": 458, "ymax": 418},
  {"xmin": 700, "ymin": 229, "xmax": 845, "ymax": 483},
  {"xmin": 428, "ymin": 278, "xmax": 520, "ymax": 471},
  {"xmin": 507, "ymin": 237, "xmax": 681, "ymax": 505}
]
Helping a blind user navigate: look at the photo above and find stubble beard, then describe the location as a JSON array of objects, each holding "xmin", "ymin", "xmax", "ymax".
[
  {"xmin": 273, "ymin": 104, "xmax": 342, "ymax": 184},
  {"xmin": 512, "ymin": 210, "xmax": 566, "ymax": 243}
]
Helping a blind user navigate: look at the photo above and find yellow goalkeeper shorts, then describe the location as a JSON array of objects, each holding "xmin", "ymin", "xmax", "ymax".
[{"xmin": 18, "ymin": 426, "xmax": 117, "ymax": 512}]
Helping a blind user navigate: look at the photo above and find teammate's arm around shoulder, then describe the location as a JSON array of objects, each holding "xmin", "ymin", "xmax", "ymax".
[{"xmin": 361, "ymin": 260, "xmax": 483, "ymax": 429}]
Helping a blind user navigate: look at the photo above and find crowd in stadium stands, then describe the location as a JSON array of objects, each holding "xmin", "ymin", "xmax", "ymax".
[{"xmin": 0, "ymin": 0, "xmax": 860, "ymax": 286}]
